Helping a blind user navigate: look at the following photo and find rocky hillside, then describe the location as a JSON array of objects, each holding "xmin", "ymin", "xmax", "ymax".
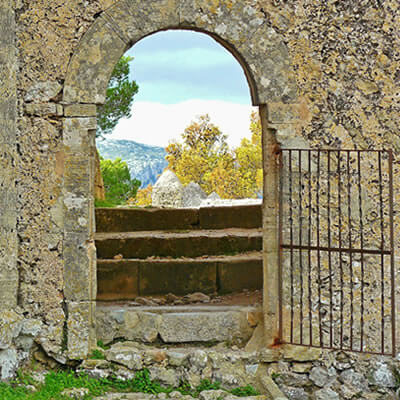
[{"xmin": 96, "ymin": 138, "xmax": 168, "ymax": 188}]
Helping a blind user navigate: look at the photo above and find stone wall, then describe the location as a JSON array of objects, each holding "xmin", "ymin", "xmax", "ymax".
[{"xmin": 0, "ymin": 0, "xmax": 398, "ymax": 382}]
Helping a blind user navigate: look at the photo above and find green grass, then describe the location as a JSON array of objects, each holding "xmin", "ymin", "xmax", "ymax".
[{"xmin": 0, "ymin": 369, "xmax": 260, "ymax": 400}]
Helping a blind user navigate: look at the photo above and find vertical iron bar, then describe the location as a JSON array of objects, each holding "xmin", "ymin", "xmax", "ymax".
[
  {"xmin": 278, "ymin": 150, "xmax": 283, "ymax": 342},
  {"xmin": 388, "ymin": 150, "xmax": 396, "ymax": 356},
  {"xmin": 357, "ymin": 151, "xmax": 365, "ymax": 352},
  {"xmin": 308, "ymin": 150, "xmax": 313, "ymax": 346},
  {"xmin": 299, "ymin": 150, "xmax": 304, "ymax": 344},
  {"xmin": 316, "ymin": 150, "xmax": 322, "ymax": 347},
  {"xmin": 327, "ymin": 151, "xmax": 333, "ymax": 348},
  {"xmin": 378, "ymin": 151, "xmax": 385, "ymax": 353},
  {"xmin": 289, "ymin": 150, "xmax": 294, "ymax": 343},
  {"xmin": 337, "ymin": 151, "xmax": 344, "ymax": 349},
  {"xmin": 347, "ymin": 150, "xmax": 354, "ymax": 351}
]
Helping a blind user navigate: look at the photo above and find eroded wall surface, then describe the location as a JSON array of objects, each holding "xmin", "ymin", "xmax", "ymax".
[{"xmin": 0, "ymin": 0, "xmax": 398, "ymax": 380}]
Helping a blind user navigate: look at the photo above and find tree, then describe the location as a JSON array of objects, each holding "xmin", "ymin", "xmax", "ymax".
[
  {"xmin": 95, "ymin": 56, "xmax": 139, "ymax": 203},
  {"xmin": 99, "ymin": 157, "xmax": 141, "ymax": 206},
  {"xmin": 166, "ymin": 114, "xmax": 230, "ymax": 189},
  {"xmin": 97, "ymin": 56, "xmax": 139, "ymax": 137},
  {"xmin": 133, "ymin": 185, "xmax": 153, "ymax": 206},
  {"xmin": 165, "ymin": 112, "xmax": 263, "ymax": 199},
  {"xmin": 234, "ymin": 111, "xmax": 263, "ymax": 198}
]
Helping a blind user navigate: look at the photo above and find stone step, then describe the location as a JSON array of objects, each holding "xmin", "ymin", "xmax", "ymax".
[
  {"xmin": 95, "ymin": 229, "xmax": 262, "ymax": 260},
  {"xmin": 95, "ymin": 205, "xmax": 262, "ymax": 233},
  {"xmin": 96, "ymin": 304, "xmax": 262, "ymax": 345},
  {"xmin": 97, "ymin": 253, "xmax": 263, "ymax": 300}
]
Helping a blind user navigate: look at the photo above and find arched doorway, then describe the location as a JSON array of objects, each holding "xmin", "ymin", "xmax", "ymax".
[{"xmin": 61, "ymin": 0, "xmax": 299, "ymax": 359}]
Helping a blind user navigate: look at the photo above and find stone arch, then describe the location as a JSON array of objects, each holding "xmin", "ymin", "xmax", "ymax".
[{"xmin": 61, "ymin": 0, "xmax": 299, "ymax": 359}]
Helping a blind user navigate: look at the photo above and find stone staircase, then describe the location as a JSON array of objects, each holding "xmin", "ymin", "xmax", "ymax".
[{"xmin": 95, "ymin": 205, "xmax": 263, "ymax": 301}]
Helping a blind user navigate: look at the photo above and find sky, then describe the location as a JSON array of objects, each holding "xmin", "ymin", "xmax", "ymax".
[{"xmin": 109, "ymin": 30, "xmax": 256, "ymax": 148}]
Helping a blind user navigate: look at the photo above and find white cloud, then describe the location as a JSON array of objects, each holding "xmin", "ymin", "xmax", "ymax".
[{"xmin": 109, "ymin": 100, "xmax": 257, "ymax": 148}]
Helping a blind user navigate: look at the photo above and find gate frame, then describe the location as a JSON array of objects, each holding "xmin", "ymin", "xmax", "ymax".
[{"xmin": 278, "ymin": 148, "xmax": 396, "ymax": 356}]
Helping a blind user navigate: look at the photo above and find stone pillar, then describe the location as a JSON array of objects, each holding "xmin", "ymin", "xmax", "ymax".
[
  {"xmin": 262, "ymin": 102, "xmax": 306, "ymax": 346},
  {"xmin": 0, "ymin": 1, "xmax": 18, "ymax": 311},
  {"xmin": 260, "ymin": 105, "xmax": 280, "ymax": 346},
  {"xmin": 62, "ymin": 105, "xmax": 98, "ymax": 359}
]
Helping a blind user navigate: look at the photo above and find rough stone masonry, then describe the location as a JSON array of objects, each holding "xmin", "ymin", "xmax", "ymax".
[{"xmin": 0, "ymin": 0, "xmax": 399, "ymax": 395}]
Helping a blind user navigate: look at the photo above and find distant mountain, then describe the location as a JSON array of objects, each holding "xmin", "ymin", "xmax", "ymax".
[{"xmin": 96, "ymin": 138, "xmax": 168, "ymax": 188}]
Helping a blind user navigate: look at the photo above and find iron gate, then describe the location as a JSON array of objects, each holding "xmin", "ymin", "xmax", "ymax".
[{"xmin": 278, "ymin": 149, "xmax": 395, "ymax": 355}]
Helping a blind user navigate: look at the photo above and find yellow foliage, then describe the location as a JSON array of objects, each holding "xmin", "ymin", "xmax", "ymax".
[
  {"xmin": 132, "ymin": 185, "xmax": 153, "ymax": 206},
  {"xmin": 165, "ymin": 112, "xmax": 263, "ymax": 199}
]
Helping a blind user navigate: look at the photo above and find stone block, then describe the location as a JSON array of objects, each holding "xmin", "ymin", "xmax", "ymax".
[
  {"xmin": 106, "ymin": 342, "xmax": 143, "ymax": 370},
  {"xmin": 159, "ymin": 311, "xmax": 253, "ymax": 343},
  {"xmin": 282, "ymin": 345, "xmax": 322, "ymax": 361},
  {"xmin": 139, "ymin": 260, "xmax": 217, "ymax": 296},
  {"xmin": 0, "ymin": 119, "xmax": 16, "ymax": 144},
  {"xmin": 0, "ymin": 310, "xmax": 23, "ymax": 349},
  {"xmin": 63, "ymin": 154, "xmax": 92, "ymax": 197},
  {"xmin": 119, "ymin": 312, "xmax": 162, "ymax": 343},
  {"xmin": 25, "ymin": 103, "xmax": 60, "ymax": 116},
  {"xmin": 0, "ymin": 280, "xmax": 18, "ymax": 311},
  {"xmin": 0, "ymin": 348, "xmax": 18, "ymax": 380},
  {"xmin": 63, "ymin": 232, "xmax": 95, "ymax": 301},
  {"xmin": 268, "ymin": 103, "xmax": 301, "ymax": 124},
  {"xmin": 217, "ymin": 257, "xmax": 263, "ymax": 294},
  {"xmin": 97, "ymin": 260, "xmax": 139, "ymax": 300},
  {"xmin": 67, "ymin": 301, "xmax": 96, "ymax": 360},
  {"xmin": 199, "ymin": 205, "xmax": 262, "ymax": 229},
  {"xmin": 0, "ymin": 97, "xmax": 17, "ymax": 121},
  {"xmin": 106, "ymin": 0, "xmax": 179, "ymax": 44},
  {"xmin": 64, "ymin": 16, "xmax": 127, "ymax": 104},
  {"xmin": 95, "ymin": 207, "xmax": 199, "ymax": 233},
  {"xmin": 63, "ymin": 194, "xmax": 92, "ymax": 234},
  {"xmin": 25, "ymin": 81, "xmax": 62, "ymax": 102},
  {"xmin": 63, "ymin": 117, "xmax": 96, "ymax": 152},
  {"xmin": 64, "ymin": 104, "xmax": 97, "ymax": 117}
]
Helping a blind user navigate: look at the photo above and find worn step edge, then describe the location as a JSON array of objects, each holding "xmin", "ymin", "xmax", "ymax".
[
  {"xmin": 95, "ymin": 228, "xmax": 263, "ymax": 240},
  {"xmin": 97, "ymin": 252, "xmax": 263, "ymax": 264}
]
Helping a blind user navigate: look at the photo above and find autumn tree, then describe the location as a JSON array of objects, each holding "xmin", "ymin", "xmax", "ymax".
[{"xmin": 165, "ymin": 113, "xmax": 262, "ymax": 199}]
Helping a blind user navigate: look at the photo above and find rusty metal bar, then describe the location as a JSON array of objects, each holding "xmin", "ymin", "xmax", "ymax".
[
  {"xmin": 278, "ymin": 150, "xmax": 284, "ymax": 342},
  {"xmin": 299, "ymin": 150, "xmax": 304, "ymax": 344},
  {"xmin": 308, "ymin": 150, "xmax": 313, "ymax": 346},
  {"xmin": 327, "ymin": 151, "xmax": 333, "ymax": 347},
  {"xmin": 347, "ymin": 150, "xmax": 354, "ymax": 351},
  {"xmin": 378, "ymin": 151, "xmax": 385, "ymax": 353},
  {"xmin": 357, "ymin": 152, "xmax": 365, "ymax": 352},
  {"xmin": 337, "ymin": 151, "xmax": 344, "ymax": 348},
  {"xmin": 289, "ymin": 149, "xmax": 294, "ymax": 343},
  {"xmin": 388, "ymin": 150, "xmax": 396, "ymax": 356},
  {"xmin": 316, "ymin": 150, "xmax": 322, "ymax": 347},
  {"xmin": 281, "ymin": 244, "xmax": 391, "ymax": 255}
]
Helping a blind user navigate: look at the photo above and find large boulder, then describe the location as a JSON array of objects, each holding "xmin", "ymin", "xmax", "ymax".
[
  {"xmin": 152, "ymin": 170, "xmax": 183, "ymax": 208},
  {"xmin": 182, "ymin": 182, "xmax": 207, "ymax": 208}
]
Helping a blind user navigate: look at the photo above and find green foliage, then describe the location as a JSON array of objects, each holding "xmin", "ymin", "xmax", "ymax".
[
  {"xmin": 100, "ymin": 157, "xmax": 141, "ymax": 206},
  {"xmin": 96, "ymin": 340, "xmax": 111, "ymax": 350},
  {"xmin": 230, "ymin": 384, "xmax": 260, "ymax": 397},
  {"xmin": 97, "ymin": 56, "xmax": 139, "ymax": 137},
  {"xmin": 0, "ymin": 369, "xmax": 261, "ymax": 400},
  {"xmin": 89, "ymin": 349, "xmax": 105, "ymax": 360}
]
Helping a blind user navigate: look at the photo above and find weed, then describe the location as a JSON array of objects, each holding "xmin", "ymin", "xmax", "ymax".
[
  {"xmin": 230, "ymin": 384, "xmax": 260, "ymax": 397},
  {"xmin": 89, "ymin": 349, "xmax": 105, "ymax": 360},
  {"xmin": 96, "ymin": 340, "xmax": 110, "ymax": 350},
  {"xmin": 0, "ymin": 369, "xmax": 261, "ymax": 400}
]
